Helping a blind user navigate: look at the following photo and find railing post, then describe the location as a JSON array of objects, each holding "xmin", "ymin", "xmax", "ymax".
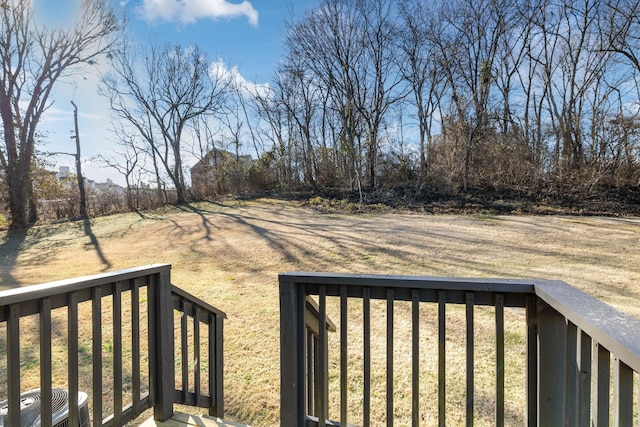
[
  {"xmin": 7, "ymin": 304, "xmax": 21, "ymax": 427},
  {"xmin": 152, "ymin": 268, "xmax": 175, "ymax": 421},
  {"xmin": 280, "ymin": 276, "xmax": 306, "ymax": 427},
  {"xmin": 537, "ymin": 300, "xmax": 567, "ymax": 427},
  {"xmin": 214, "ymin": 313, "xmax": 225, "ymax": 418}
]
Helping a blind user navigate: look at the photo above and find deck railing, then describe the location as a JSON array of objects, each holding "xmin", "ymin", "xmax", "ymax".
[
  {"xmin": 0, "ymin": 264, "xmax": 226, "ymax": 426},
  {"xmin": 280, "ymin": 273, "xmax": 640, "ymax": 427}
]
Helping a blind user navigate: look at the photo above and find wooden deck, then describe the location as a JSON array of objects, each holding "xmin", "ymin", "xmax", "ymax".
[{"xmin": 140, "ymin": 412, "xmax": 251, "ymax": 427}]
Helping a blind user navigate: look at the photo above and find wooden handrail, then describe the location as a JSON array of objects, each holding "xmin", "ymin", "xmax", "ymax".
[
  {"xmin": 534, "ymin": 279, "xmax": 640, "ymax": 373},
  {"xmin": 305, "ymin": 296, "xmax": 336, "ymax": 335},
  {"xmin": 0, "ymin": 264, "xmax": 172, "ymax": 312}
]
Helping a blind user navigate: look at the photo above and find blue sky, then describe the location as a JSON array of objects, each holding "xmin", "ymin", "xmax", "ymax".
[
  {"xmin": 118, "ymin": 0, "xmax": 314, "ymax": 82},
  {"xmin": 34, "ymin": 0, "xmax": 317, "ymax": 184}
]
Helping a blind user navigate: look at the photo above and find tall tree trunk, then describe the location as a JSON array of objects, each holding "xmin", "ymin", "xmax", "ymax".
[
  {"xmin": 8, "ymin": 173, "xmax": 29, "ymax": 230},
  {"xmin": 72, "ymin": 101, "xmax": 88, "ymax": 219},
  {"xmin": 27, "ymin": 179, "xmax": 37, "ymax": 225}
]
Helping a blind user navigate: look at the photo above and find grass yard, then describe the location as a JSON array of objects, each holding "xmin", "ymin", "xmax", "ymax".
[{"xmin": 0, "ymin": 199, "xmax": 639, "ymax": 425}]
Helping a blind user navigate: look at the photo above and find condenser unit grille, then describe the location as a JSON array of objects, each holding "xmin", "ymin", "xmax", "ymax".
[{"xmin": 0, "ymin": 388, "xmax": 89, "ymax": 427}]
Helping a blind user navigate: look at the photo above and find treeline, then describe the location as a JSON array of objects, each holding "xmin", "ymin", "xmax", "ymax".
[
  {"xmin": 98, "ymin": 0, "xmax": 640, "ymax": 208},
  {"xmin": 249, "ymin": 0, "xmax": 640, "ymax": 201},
  {"xmin": 3, "ymin": 0, "xmax": 640, "ymax": 229}
]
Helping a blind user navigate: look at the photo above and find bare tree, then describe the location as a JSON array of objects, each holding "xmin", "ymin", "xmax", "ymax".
[
  {"xmin": 274, "ymin": 60, "xmax": 322, "ymax": 185},
  {"xmin": 397, "ymin": 0, "xmax": 446, "ymax": 182},
  {"xmin": 102, "ymin": 42, "xmax": 229, "ymax": 204},
  {"xmin": 98, "ymin": 127, "xmax": 145, "ymax": 210},
  {"xmin": 529, "ymin": 0, "xmax": 615, "ymax": 178},
  {"xmin": 353, "ymin": 0, "xmax": 405, "ymax": 188},
  {"xmin": 286, "ymin": 0, "xmax": 367, "ymax": 190},
  {"xmin": 252, "ymin": 81, "xmax": 293, "ymax": 185},
  {"xmin": 512, "ymin": 1, "xmax": 547, "ymax": 176},
  {"xmin": 0, "ymin": 0, "xmax": 119, "ymax": 229},
  {"xmin": 427, "ymin": 0, "xmax": 509, "ymax": 190},
  {"xmin": 70, "ymin": 101, "xmax": 88, "ymax": 219},
  {"xmin": 598, "ymin": 0, "xmax": 640, "ymax": 74}
]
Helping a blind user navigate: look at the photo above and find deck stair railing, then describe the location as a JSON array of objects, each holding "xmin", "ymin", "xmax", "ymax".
[
  {"xmin": 171, "ymin": 285, "xmax": 225, "ymax": 415},
  {"xmin": 304, "ymin": 296, "xmax": 337, "ymax": 420},
  {"xmin": 0, "ymin": 264, "xmax": 226, "ymax": 426},
  {"xmin": 280, "ymin": 272, "xmax": 640, "ymax": 427}
]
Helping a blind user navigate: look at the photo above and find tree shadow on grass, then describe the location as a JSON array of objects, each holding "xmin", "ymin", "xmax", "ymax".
[
  {"xmin": 0, "ymin": 218, "xmax": 112, "ymax": 288},
  {"xmin": 177, "ymin": 203, "xmax": 217, "ymax": 241},
  {"xmin": 83, "ymin": 218, "xmax": 111, "ymax": 271},
  {"xmin": 178, "ymin": 202, "xmax": 303, "ymax": 268},
  {"xmin": 0, "ymin": 230, "xmax": 27, "ymax": 288}
]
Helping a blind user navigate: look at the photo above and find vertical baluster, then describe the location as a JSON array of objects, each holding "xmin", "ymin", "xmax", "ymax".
[
  {"xmin": 438, "ymin": 291, "xmax": 446, "ymax": 427},
  {"xmin": 495, "ymin": 294, "xmax": 504, "ymax": 427},
  {"xmin": 215, "ymin": 313, "xmax": 224, "ymax": 417},
  {"xmin": 593, "ymin": 343, "xmax": 610, "ymax": 427},
  {"xmin": 387, "ymin": 288, "xmax": 394, "ymax": 427},
  {"xmin": 412, "ymin": 290, "xmax": 420, "ymax": 427},
  {"xmin": 363, "ymin": 288, "xmax": 371, "ymax": 427},
  {"xmin": 182, "ymin": 299, "xmax": 189, "ymax": 402},
  {"xmin": 68, "ymin": 292, "xmax": 80, "ymax": 427},
  {"xmin": 7, "ymin": 304, "xmax": 20, "ymax": 427},
  {"xmin": 40, "ymin": 298, "xmax": 53, "ymax": 427},
  {"xmin": 318, "ymin": 286, "xmax": 327, "ymax": 427},
  {"xmin": 637, "ymin": 375, "xmax": 640, "ymax": 427},
  {"xmin": 525, "ymin": 296, "xmax": 537, "ymax": 427},
  {"xmin": 92, "ymin": 287, "xmax": 103, "ymax": 425},
  {"xmin": 307, "ymin": 320, "xmax": 322, "ymax": 418},
  {"xmin": 613, "ymin": 358, "xmax": 633, "ymax": 427},
  {"xmin": 466, "ymin": 293, "xmax": 474, "ymax": 427},
  {"xmin": 578, "ymin": 330, "xmax": 592, "ymax": 427},
  {"xmin": 113, "ymin": 282, "xmax": 123, "ymax": 426},
  {"xmin": 565, "ymin": 322, "xmax": 578, "ymax": 426},
  {"xmin": 209, "ymin": 314, "xmax": 215, "ymax": 415},
  {"xmin": 148, "ymin": 280, "xmax": 157, "ymax": 407},
  {"xmin": 314, "ymin": 335, "xmax": 320, "ymax": 418},
  {"xmin": 194, "ymin": 306, "xmax": 201, "ymax": 406},
  {"xmin": 132, "ymin": 279, "xmax": 141, "ymax": 416},
  {"xmin": 307, "ymin": 330, "xmax": 315, "ymax": 416},
  {"xmin": 340, "ymin": 286, "xmax": 348, "ymax": 427},
  {"xmin": 537, "ymin": 301, "xmax": 567, "ymax": 426}
]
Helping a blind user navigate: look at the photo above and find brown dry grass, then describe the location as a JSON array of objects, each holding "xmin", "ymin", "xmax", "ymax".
[{"xmin": 1, "ymin": 199, "xmax": 639, "ymax": 426}]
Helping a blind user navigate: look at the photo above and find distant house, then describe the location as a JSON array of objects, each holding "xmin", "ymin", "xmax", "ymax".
[
  {"xmin": 190, "ymin": 148, "xmax": 252, "ymax": 197},
  {"xmin": 93, "ymin": 178, "xmax": 125, "ymax": 196},
  {"xmin": 55, "ymin": 166, "xmax": 72, "ymax": 180}
]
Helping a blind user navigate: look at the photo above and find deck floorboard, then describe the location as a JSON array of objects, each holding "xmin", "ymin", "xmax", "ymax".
[{"xmin": 140, "ymin": 412, "xmax": 251, "ymax": 427}]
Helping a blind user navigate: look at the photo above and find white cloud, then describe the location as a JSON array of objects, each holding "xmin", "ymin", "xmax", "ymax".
[
  {"xmin": 139, "ymin": 0, "xmax": 258, "ymax": 27},
  {"xmin": 210, "ymin": 59, "xmax": 270, "ymax": 98}
]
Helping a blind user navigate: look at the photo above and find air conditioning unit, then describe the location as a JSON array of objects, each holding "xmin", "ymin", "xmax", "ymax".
[{"xmin": 0, "ymin": 388, "xmax": 90, "ymax": 427}]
